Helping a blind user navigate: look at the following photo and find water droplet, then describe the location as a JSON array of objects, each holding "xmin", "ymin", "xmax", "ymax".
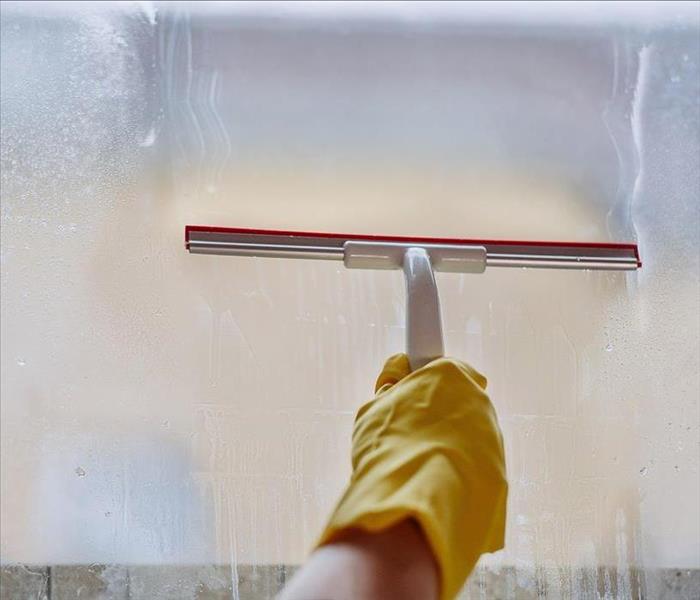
[
  {"xmin": 674, "ymin": 465, "xmax": 680, "ymax": 472},
  {"xmin": 104, "ymin": 511, "xmax": 112, "ymax": 517},
  {"xmin": 17, "ymin": 358, "xmax": 26, "ymax": 366},
  {"xmin": 139, "ymin": 126, "xmax": 157, "ymax": 147},
  {"xmin": 605, "ymin": 343, "xmax": 613, "ymax": 352},
  {"xmin": 75, "ymin": 466, "xmax": 86, "ymax": 477},
  {"xmin": 639, "ymin": 466, "xmax": 648, "ymax": 476},
  {"xmin": 162, "ymin": 419, "xmax": 170, "ymax": 429}
]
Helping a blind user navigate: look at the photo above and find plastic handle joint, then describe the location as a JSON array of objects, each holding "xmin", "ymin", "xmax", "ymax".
[
  {"xmin": 343, "ymin": 240, "xmax": 486, "ymax": 371},
  {"xmin": 402, "ymin": 247, "xmax": 444, "ymax": 370}
]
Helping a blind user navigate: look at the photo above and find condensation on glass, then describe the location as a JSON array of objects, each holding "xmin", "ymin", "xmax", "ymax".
[{"xmin": 1, "ymin": 2, "xmax": 698, "ymax": 598}]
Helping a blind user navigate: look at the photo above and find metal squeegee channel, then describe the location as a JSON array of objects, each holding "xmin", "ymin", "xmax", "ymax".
[{"xmin": 185, "ymin": 226, "xmax": 641, "ymax": 270}]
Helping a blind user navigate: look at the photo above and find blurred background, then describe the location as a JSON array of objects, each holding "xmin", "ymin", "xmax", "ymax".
[{"xmin": 1, "ymin": 1, "xmax": 699, "ymax": 598}]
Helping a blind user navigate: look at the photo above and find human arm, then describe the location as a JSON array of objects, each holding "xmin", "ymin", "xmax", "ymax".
[{"xmin": 278, "ymin": 354, "xmax": 508, "ymax": 600}]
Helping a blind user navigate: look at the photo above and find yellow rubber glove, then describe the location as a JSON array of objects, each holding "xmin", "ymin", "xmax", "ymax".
[{"xmin": 316, "ymin": 354, "xmax": 508, "ymax": 600}]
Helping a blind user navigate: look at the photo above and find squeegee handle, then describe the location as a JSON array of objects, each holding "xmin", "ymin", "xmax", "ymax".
[{"xmin": 403, "ymin": 247, "xmax": 444, "ymax": 370}]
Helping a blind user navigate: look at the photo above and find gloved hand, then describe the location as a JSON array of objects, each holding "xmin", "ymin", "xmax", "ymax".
[{"xmin": 316, "ymin": 354, "xmax": 508, "ymax": 600}]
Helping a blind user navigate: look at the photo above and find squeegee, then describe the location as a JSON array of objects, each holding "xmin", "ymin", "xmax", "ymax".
[{"xmin": 186, "ymin": 225, "xmax": 641, "ymax": 370}]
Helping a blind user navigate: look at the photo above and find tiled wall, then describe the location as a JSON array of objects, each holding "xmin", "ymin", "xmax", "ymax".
[{"xmin": 1, "ymin": 565, "xmax": 698, "ymax": 600}]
